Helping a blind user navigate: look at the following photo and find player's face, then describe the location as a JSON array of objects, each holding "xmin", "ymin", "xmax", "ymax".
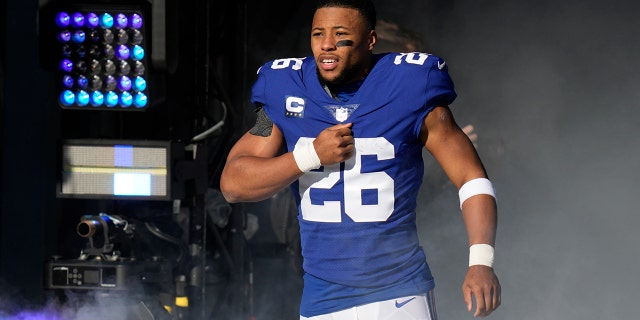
[{"xmin": 311, "ymin": 7, "xmax": 376, "ymax": 86}]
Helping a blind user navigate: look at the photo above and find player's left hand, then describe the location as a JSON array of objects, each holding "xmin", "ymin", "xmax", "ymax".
[{"xmin": 462, "ymin": 265, "xmax": 501, "ymax": 317}]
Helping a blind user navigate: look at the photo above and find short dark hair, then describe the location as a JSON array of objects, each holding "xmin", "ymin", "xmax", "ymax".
[{"xmin": 315, "ymin": 0, "xmax": 377, "ymax": 30}]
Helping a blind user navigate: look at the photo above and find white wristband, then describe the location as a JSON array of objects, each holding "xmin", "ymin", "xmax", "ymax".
[
  {"xmin": 469, "ymin": 244, "xmax": 495, "ymax": 267},
  {"xmin": 292, "ymin": 140, "xmax": 321, "ymax": 172},
  {"xmin": 458, "ymin": 178, "xmax": 496, "ymax": 209}
]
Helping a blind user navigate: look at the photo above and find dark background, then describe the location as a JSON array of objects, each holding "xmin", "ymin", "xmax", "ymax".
[{"xmin": 1, "ymin": 0, "xmax": 639, "ymax": 319}]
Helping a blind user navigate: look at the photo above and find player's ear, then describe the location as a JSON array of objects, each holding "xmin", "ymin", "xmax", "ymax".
[{"xmin": 368, "ymin": 30, "xmax": 377, "ymax": 51}]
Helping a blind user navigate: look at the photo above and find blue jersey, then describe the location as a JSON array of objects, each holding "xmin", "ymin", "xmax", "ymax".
[{"xmin": 251, "ymin": 52, "xmax": 456, "ymax": 317}]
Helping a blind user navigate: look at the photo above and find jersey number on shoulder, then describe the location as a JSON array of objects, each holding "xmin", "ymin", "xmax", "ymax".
[
  {"xmin": 271, "ymin": 58, "xmax": 304, "ymax": 70},
  {"xmin": 297, "ymin": 137, "xmax": 395, "ymax": 223},
  {"xmin": 393, "ymin": 52, "xmax": 429, "ymax": 65}
]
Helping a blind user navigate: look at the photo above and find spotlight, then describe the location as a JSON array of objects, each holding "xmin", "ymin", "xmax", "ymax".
[{"xmin": 41, "ymin": 2, "xmax": 152, "ymax": 111}]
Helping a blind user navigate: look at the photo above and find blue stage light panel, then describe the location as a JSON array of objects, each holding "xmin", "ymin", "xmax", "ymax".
[{"xmin": 51, "ymin": 8, "xmax": 150, "ymax": 111}]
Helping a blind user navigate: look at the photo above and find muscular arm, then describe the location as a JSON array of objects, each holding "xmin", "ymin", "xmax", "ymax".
[
  {"xmin": 220, "ymin": 125, "xmax": 302, "ymax": 203},
  {"xmin": 221, "ymin": 121, "xmax": 354, "ymax": 203},
  {"xmin": 420, "ymin": 106, "xmax": 501, "ymax": 317}
]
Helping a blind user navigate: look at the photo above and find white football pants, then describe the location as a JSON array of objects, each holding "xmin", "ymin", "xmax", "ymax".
[{"xmin": 300, "ymin": 290, "xmax": 437, "ymax": 320}]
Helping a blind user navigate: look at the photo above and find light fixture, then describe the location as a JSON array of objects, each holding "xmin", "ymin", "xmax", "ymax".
[
  {"xmin": 42, "ymin": 2, "xmax": 152, "ymax": 111},
  {"xmin": 58, "ymin": 139, "xmax": 183, "ymax": 200}
]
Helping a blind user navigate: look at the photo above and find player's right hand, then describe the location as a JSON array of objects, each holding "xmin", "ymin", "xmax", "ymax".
[{"xmin": 313, "ymin": 123, "xmax": 355, "ymax": 165}]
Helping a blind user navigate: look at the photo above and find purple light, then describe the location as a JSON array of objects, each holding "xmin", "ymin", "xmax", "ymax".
[
  {"xmin": 12, "ymin": 310, "xmax": 62, "ymax": 320},
  {"xmin": 130, "ymin": 13, "xmax": 143, "ymax": 29},
  {"xmin": 55, "ymin": 12, "xmax": 70, "ymax": 27},
  {"xmin": 59, "ymin": 59, "xmax": 73, "ymax": 73},
  {"xmin": 117, "ymin": 76, "xmax": 132, "ymax": 91},
  {"xmin": 71, "ymin": 12, "xmax": 85, "ymax": 28},
  {"xmin": 86, "ymin": 12, "xmax": 99, "ymax": 28},
  {"xmin": 115, "ymin": 13, "xmax": 128, "ymax": 29},
  {"xmin": 115, "ymin": 45, "xmax": 130, "ymax": 60},
  {"xmin": 62, "ymin": 75, "xmax": 74, "ymax": 88},
  {"xmin": 104, "ymin": 75, "xmax": 117, "ymax": 91},
  {"xmin": 57, "ymin": 30, "xmax": 71, "ymax": 43}
]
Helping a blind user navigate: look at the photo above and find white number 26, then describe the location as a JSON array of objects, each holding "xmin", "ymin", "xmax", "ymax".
[{"xmin": 297, "ymin": 137, "xmax": 395, "ymax": 223}]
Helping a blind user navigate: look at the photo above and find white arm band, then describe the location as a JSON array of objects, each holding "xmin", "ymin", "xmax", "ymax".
[
  {"xmin": 469, "ymin": 244, "xmax": 495, "ymax": 267},
  {"xmin": 458, "ymin": 178, "xmax": 496, "ymax": 209},
  {"xmin": 292, "ymin": 140, "xmax": 321, "ymax": 172}
]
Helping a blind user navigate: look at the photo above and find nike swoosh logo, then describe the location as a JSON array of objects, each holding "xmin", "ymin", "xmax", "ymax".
[
  {"xmin": 395, "ymin": 297, "xmax": 416, "ymax": 308},
  {"xmin": 437, "ymin": 61, "xmax": 446, "ymax": 70}
]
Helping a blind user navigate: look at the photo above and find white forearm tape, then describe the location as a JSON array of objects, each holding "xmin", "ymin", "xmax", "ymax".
[
  {"xmin": 469, "ymin": 244, "xmax": 495, "ymax": 267},
  {"xmin": 458, "ymin": 178, "xmax": 496, "ymax": 209},
  {"xmin": 292, "ymin": 140, "xmax": 321, "ymax": 172}
]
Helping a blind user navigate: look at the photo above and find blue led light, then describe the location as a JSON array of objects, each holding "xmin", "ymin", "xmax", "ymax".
[
  {"xmin": 86, "ymin": 13, "xmax": 99, "ymax": 28},
  {"xmin": 62, "ymin": 75, "xmax": 74, "ymax": 88},
  {"xmin": 76, "ymin": 75, "xmax": 88, "ymax": 89},
  {"xmin": 90, "ymin": 91, "xmax": 104, "ymax": 106},
  {"xmin": 130, "ymin": 13, "xmax": 143, "ymax": 29},
  {"xmin": 60, "ymin": 90, "xmax": 75, "ymax": 106},
  {"xmin": 71, "ymin": 12, "xmax": 85, "ymax": 28},
  {"xmin": 133, "ymin": 93, "xmax": 148, "ymax": 108},
  {"xmin": 58, "ymin": 30, "xmax": 71, "ymax": 43},
  {"xmin": 115, "ymin": 13, "xmax": 128, "ymax": 29},
  {"xmin": 71, "ymin": 30, "xmax": 86, "ymax": 43},
  {"xmin": 60, "ymin": 59, "xmax": 73, "ymax": 73},
  {"xmin": 133, "ymin": 76, "xmax": 147, "ymax": 91},
  {"xmin": 115, "ymin": 45, "xmax": 130, "ymax": 60},
  {"xmin": 118, "ymin": 76, "xmax": 132, "ymax": 91},
  {"xmin": 55, "ymin": 10, "xmax": 148, "ymax": 111},
  {"xmin": 56, "ymin": 12, "xmax": 70, "ymax": 27},
  {"xmin": 105, "ymin": 91, "xmax": 119, "ymax": 107},
  {"xmin": 131, "ymin": 45, "xmax": 144, "ymax": 61},
  {"xmin": 100, "ymin": 13, "xmax": 114, "ymax": 29},
  {"xmin": 119, "ymin": 92, "xmax": 133, "ymax": 107},
  {"xmin": 76, "ymin": 90, "xmax": 90, "ymax": 106}
]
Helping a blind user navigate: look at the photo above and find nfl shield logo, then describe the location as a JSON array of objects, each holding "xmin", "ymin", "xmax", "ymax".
[{"xmin": 336, "ymin": 107, "xmax": 349, "ymax": 122}]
